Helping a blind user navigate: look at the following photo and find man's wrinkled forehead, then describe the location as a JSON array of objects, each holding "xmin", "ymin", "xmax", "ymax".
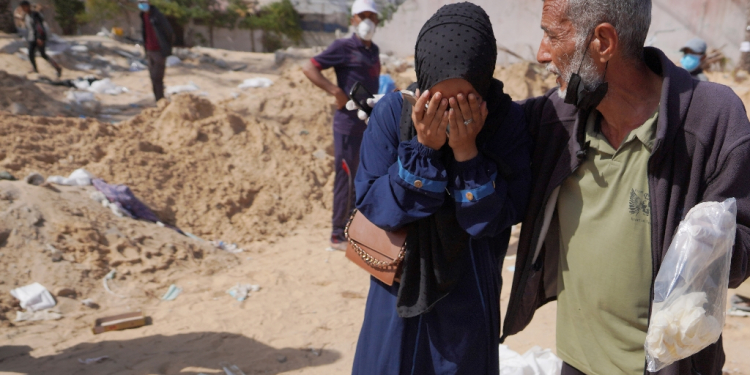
[{"xmin": 541, "ymin": 0, "xmax": 573, "ymax": 34}]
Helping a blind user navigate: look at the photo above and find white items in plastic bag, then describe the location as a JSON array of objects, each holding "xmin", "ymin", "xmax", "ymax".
[
  {"xmin": 645, "ymin": 199, "xmax": 737, "ymax": 371},
  {"xmin": 10, "ymin": 282, "xmax": 57, "ymax": 311},
  {"xmin": 499, "ymin": 345, "xmax": 562, "ymax": 375}
]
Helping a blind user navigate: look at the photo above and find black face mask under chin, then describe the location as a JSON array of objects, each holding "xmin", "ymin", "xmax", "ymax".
[
  {"xmin": 564, "ymin": 43, "xmax": 609, "ymax": 112},
  {"xmin": 564, "ymin": 72, "xmax": 608, "ymax": 112}
]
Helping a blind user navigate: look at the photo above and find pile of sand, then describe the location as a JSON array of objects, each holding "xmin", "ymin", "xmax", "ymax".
[
  {"xmin": 0, "ymin": 70, "xmax": 73, "ymax": 116},
  {"xmin": 0, "ymin": 180, "xmax": 230, "ymax": 324},
  {"xmin": 0, "ymin": 65, "xmax": 338, "ymax": 324},
  {"xmin": 1, "ymin": 65, "xmax": 336, "ymax": 245}
]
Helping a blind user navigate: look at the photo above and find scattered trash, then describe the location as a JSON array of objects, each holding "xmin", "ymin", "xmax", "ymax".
[
  {"xmin": 299, "ymin": 130, "xmax": 309, "ymax": 136},
  {"xmin": 103, "ymin": 269, "xmax": 125, "ymax": 297},
  {"xmin": 54, "ymin": 287, "xmax": 77, "ymax": 298},
  {"xmin": 166, "ymin": 55, "xmax": 182, "ymax": 67},
  {"xmin": 166, "ymin": 82, "xmax": 200, "ymax": 95},
  {"xmin": 730, "ymin": 294, "xmax": 750, "ymax": 313},
  {"xmin": 10, "ymin": 282, "xmax": 56, "ymax": 311},
  {"xmin": 75, "ymin": 63, "xmax": 94, "ymax": 71},
  {"xmin": 10, "ymin": 102, "xmax": 29, "ymax": 115},
  {"xmin": 275, "ymin": 355, "xmax": 287, "ymax": 364},
  {"xmin": 220, "ymin": 362, "xmax": 247, "ymax": 375},
  {"xmin": 214, "ymin": 59, "xmax": 229, "ymax": 69},
  {"xmin": 16, "ymin": 310, "xmax": 63, "ymax": 322},
  {"xmin": 24, "ymin": 172, "xmax": 45, "ymax": 186},
  {"xmin": 47, "ymin": 168, "xmax": 95, "ymax": 186},
  {"xmin": 78, "ymin": 356, "xmax": 110, "ymax": 365},
  {"xmin": 184, "ymin": 231, "xmax": 205, "ymax": 242},
  {"xmin": 499, "ymin": 345, "xmax": 562, "ymax": 375},
  {"xmin": 161, "ymin": 284, "xmax": 182, "ymax": 301},
  {"xmin": 129, "ymin": 61, "xmax": 147, "ymax": 72},
  {"xmin": 211, "ymin": 240, "xmax": 244, "ymax": 254},
  {"xmin": 312, "ymin": 150, "xmax": 328, "ymax": 160},
  {"xmin": 92, "ymin": 179, "xmax": 182, "ymax": 234},
  {"xmin": 90, "ymin": 191, "xmax": 132, "ymax": 218},
  {"xmin": 378, "ymin": 74, "xmax": 396, "ymax": 95},
  {"xmin": 728, "ymin": 307, "xmax": 750, "ymax": 317},
  {"xmin": 93, "ymin": 311, "xmax": 147, "ymax": 334},
  {"xmin": 226, "ymin": 283, "xmax": 260, "ymax": 302},
  {"xmin": 70, "ymin": 45, "xmax": 89, "ymax": 53},
  {"xmin": 88, "ymin": 78, "xmax": 128, "ymax": 95},
  {"xmin": 81, "ymin": 298, "xmax": 100, "ymax": 309},
  {"xmin": 0, "ymin": 171, "xmax": 17, "ymax": 181},
  {"xmin": 506, "ymin": 266, "xmax": 516, "ymax": 272},
  {"xmin": 238, "ymin": 77, "xmax": 274, "ymax": 89},
  {"xmin": 66, "ymin": 90, "xmax": 97, "ymax": 104},
  {"xmin": 45, "ymin": 244, "xmax": 63, "ymax": 262}
]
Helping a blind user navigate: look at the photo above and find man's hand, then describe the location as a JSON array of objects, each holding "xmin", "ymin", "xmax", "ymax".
[
  {"xmin": 413, "ymin": 90, "xmax": 449, "ymax": 150},
  {"xmin": 334, "ymin": 88, "xmax": 349, "ymax": 110},
  {"xmin": 448, "ymin": 93, "xmax": 488, "ymax": 162},
  {"xmin": 36, "ymin": 39, "xmax": 43, "ymax": 46}
]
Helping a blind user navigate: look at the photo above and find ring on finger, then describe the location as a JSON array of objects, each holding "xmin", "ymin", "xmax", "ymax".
[{"xmin": 463, "ymin": 118, "xmax": 473, "ymax": 126}]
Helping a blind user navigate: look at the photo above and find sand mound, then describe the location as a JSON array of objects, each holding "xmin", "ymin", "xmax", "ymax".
[
  {"xmin": 0, "ymin": 180, "xmax": 232, "ymax": 324},
  {"xmin": 1, "ymin": 65, "xmax": 336, "ymax": 248},
  {"xmin": 0, "ymin": 70, "xmax": 72, "ymax": 116},
  {"xmin": 494, "ymin": 61, "xmax": 558, "ymax": 101}
]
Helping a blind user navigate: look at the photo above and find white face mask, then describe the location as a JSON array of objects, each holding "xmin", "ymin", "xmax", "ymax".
[{"xmin": 357, "ymin": 19, "xmax": 376, "ymax": 41}]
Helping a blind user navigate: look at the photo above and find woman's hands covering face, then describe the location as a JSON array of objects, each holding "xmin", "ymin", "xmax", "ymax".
[
  {"xmin": 412, "ymin": 89, "xmax": 449, "ymax": 150},
  {"xmin": 448, "ymin": 93, "xmax": 488, "ymax": 162},
  {"xmin": 412, "ymin": 90, "xmax": 488, "ymax": 162}
]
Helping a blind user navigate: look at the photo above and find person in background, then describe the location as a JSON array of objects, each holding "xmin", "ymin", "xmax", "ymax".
[
  {"xmin": 301, "ymin": 0, "xmax": 381, "ymax": 251},
  {"xmin": 138, "ymin": 0, "xmax": 174, "ymax": 102},
  {"xmin": 20, "ymin": 0, "xmax": 61, "ymax": 78},
  {"xmin": 680, "ymin": 37, "xmax": 709, "ymax": 81},
  {"xmin": 14, "ymin": 4, "xmax": 27, "ymax": 38}
]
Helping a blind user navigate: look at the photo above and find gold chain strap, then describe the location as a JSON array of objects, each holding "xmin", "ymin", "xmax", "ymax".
[{"xmin": 344, "ymin": 209, "xmax": 406, "ymax": 270}]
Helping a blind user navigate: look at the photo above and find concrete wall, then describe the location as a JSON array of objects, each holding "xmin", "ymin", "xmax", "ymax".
[{"xmin": 375, "ymin": 0, "xmax": 746, "ymax": 65}]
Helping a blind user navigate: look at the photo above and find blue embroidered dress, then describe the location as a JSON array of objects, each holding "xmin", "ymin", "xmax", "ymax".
[{"xmin": 351, "ymin": 92, "xmax": 532, "ymax": 375}]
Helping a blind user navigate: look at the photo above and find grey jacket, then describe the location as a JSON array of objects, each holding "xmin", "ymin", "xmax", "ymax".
[
  {"xmin": 503, "ymin": 47, "xmax": 750, "ymax": 375},
  {"xmin": 24, "ymin": 12, "xmax": 48, "ymax": 43}
]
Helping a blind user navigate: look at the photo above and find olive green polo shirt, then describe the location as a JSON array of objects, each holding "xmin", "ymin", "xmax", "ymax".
[{"xmin": 556, "ymin": 110, "xmax": 658, "ymax": 375}]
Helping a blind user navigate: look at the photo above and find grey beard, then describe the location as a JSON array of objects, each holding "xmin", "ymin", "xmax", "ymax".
[{"xmin": 549, "ymin": 45, "xmax": 604, "ymax": 100}]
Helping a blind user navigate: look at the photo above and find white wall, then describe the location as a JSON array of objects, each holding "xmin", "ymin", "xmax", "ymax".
[{"xmin": 375, "ymin": 0, "xmax": 745, "ymax": 65}]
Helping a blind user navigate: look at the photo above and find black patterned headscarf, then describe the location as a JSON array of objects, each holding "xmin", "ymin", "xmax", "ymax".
[{"xmin": 415, "ymin": 2, "xmax": 497, "ymax": 98}]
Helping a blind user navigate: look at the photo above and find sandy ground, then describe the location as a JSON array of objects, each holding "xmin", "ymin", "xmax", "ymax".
[
  {"xmin": 1, "ymin": 227, "xmax": 747, "ymax": 375},
  {"xmin": 0, "ymin": 31, "xmax": 749, "ymax": 375}
]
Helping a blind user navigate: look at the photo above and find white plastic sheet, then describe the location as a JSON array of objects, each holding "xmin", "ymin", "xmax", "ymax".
[
  {"xmin": 499, "ymin": 345, "xmax": 562, "ymax": 375},
  {"xmin": 10, "ymin": 282, "xmax": 56, "ymax": 311},
  {"xmin": 166, "ymin": 82, "xmax": 200, "ymax": 95},
  {"xmin": 66, "ymin": 90, "xmax": 96, "ymax": 103},
  {"xmin": 47, "ymin": 168, "xmax": 95, "ymax": 186},
  {"xmin": 645, "ymin": 199, "xmax": 737, "ymax": 371},
  {"xmin": 238, "ymin": 78, "xmax": 274, "ymax": 89},
  {"xmin": 166, "ymin": 55, "xmax": 182, "ymax": 67},
  {"xmin": 88, "ymin": 78, "xmax": 128, "ymax": 95}
]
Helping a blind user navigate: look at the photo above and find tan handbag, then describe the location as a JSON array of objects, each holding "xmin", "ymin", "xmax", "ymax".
[{"xmin": 344, "ymin": 209, "xmax": 407, "ymax": 286}]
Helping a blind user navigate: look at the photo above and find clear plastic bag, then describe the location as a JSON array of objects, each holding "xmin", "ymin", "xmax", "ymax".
[{"xmin": 645, "ymin": 198, "xmax": 737, "ymax": 372}]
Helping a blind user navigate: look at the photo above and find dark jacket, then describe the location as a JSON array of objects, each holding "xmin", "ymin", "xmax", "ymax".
[
  {"xmin": 502, "ymin": 47, "xmax": 750, "ymax": 375},
  {"xmin": 140, "ymin": 5, "xmax": 174, "ymax": 57}
]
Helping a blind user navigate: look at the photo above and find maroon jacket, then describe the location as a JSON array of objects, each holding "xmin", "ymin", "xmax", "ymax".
[{"xmin": 502, "ymin": 47, "xmax": 750, "ymax": 375}]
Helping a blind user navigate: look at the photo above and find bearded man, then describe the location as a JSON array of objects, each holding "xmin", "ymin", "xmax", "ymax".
[{"xmin": 502, "ymin": 0, "xmax": 750, "ymax": 374}]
